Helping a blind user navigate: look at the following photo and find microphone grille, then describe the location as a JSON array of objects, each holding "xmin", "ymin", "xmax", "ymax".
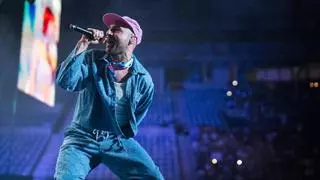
[{"xmin": 69, "ymin": 24, "xmax": 76, "ymax": 29}]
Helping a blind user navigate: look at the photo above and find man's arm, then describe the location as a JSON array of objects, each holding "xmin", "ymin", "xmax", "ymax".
[
  {"xmin": 55, "ymin": 41, "xmax": 91, "ymax": 92},
  {"xmin": 135, "ymin": 82, "xmax": 155, "ymax": 125},
  {"xmin": 56, "ymin": 28, "xmax": 104, "ymax": 92}
]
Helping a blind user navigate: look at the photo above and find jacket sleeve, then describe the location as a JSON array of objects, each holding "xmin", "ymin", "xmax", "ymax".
[
  {"xmin": 55, "ymin": 47, "xmax": 92, "ymax": 92},
  {"xmin": 135, "ymin": 82, "xmax": 155, "ymax": 125}
]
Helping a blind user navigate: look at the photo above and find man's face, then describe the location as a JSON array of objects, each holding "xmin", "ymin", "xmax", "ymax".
[{"xmin": 104, "ymin": 24, "xmax": 134, "ymax": 55}]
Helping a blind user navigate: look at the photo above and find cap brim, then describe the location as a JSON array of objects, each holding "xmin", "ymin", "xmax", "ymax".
[{"xmin": 102, "ymin": 13, "xmax": 132, "ymax": 30}]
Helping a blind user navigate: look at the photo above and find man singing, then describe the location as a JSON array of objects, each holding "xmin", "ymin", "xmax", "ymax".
[{"xmin": 54, "ymin": 13, "xmax": 164, "ymax": 180}]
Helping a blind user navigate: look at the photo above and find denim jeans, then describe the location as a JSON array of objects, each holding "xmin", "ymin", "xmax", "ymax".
[{"xmin": 54, "ymin": 125, "xmax": 164, "ymax": 180}]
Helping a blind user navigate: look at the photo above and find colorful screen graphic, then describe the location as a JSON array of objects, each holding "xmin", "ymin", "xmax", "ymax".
[{"xmin": 18, "ymin": 0, "xmax": 61, "ymax": 106}]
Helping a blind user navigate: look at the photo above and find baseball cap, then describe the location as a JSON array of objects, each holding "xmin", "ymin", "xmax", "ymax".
[{"xmin": 102, "ymin": 13, "xmax": 143, "ymax": 45}]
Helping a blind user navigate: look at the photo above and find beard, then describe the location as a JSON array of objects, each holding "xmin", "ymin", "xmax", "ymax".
[{"xmin": 106, "ymin": 42, "xmax": 128, "ymax": 57}]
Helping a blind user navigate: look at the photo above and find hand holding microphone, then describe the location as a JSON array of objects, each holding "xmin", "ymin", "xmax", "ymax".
[
  {"xmin": 69, "ymin": 24, "xmax": 105, "ymax": 55},
  {"xmin": 69, "ymin": 24, "xmax": 105, "ymax": 45}
]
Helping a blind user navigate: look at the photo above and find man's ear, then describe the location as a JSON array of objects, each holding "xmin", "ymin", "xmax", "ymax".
[{"xmin": 129, "ymin": 35, "xmax": 137, "ymax": 45}]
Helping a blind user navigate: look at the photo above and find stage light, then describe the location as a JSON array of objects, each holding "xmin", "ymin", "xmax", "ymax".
[
  {"xmin": 237, "ymin": 160, "xmax": 242, "ymax": 166},
  {"xmin": 310, "ymin": 82, "xmax": 314, "ymax": 88},
  {"xmin": 314, "ymin": 82, "xmax": 319, "ymax": 88},
  {"xmin": 232, "ymin": 80, "xmax": 238, "ymax": 86},
  {"xmin": 211, "ymin": 158, "xmax": 218, "ymax": 165},
  {"xmin": 226, "ymin": 91, "xmax": 232, "ymax": 96}
]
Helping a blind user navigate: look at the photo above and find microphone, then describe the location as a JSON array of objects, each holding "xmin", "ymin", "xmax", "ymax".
[{"xmin": 69, "ymin": 24, "xmax": 95, "ymax": 40}]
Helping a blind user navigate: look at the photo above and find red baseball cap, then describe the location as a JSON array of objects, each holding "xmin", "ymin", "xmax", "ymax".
[{"xmin": 102, "ymin": 13, "xmax": 143, "ymax": 45}]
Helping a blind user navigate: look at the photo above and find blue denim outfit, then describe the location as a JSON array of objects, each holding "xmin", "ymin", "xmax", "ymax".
[{"xmin": 54, "ymin": 48, "xmax": 164, "ymax": 180}]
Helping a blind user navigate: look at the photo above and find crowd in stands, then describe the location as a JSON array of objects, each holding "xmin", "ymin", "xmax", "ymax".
[{"xmin": 190, "ymin": 82, "xmax": 319, "ymax": 180}]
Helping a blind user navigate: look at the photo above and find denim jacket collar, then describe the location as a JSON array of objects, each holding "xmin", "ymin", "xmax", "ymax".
[{"xmin": 131, "ymin": 55, "xmax": 147, "ymax": 75}]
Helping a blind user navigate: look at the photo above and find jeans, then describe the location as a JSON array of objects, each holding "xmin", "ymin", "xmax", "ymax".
[{"xmin": 54, "ymin": 125, "xmax": 164, "ymax": 180}]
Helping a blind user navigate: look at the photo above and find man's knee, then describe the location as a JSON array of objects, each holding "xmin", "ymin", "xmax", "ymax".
[
  {"xmin": 117, "ymin": 163, "xmax": 164, "ymax": 180},
  {"xmin": 138, "ymin": 164, "xmax": 164, "ymax": 180},
  {"xmin": 149, "ymin": 166, "xmax": 165, "ymax": 180},
  {"xmin": 54, "ymin": 146, "xmax": 91, "ymax": 180}
]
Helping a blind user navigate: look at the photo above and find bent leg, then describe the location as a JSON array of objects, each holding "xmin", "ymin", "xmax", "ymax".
[
  {"xmin": 54, "ymin": 128, "xmax": 100, "ymax": 180},
  {"xmin": 102, "ymin": 138, "xmax": 164, "ymax": 180}
]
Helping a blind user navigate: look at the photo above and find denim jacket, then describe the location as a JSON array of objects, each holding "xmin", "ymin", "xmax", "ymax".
[{"xmin": 56, "ymin": 48, "xmax": 154, "ymax": 137}]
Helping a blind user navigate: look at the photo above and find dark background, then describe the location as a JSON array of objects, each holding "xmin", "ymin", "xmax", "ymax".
[{"xmin": 0, "ymin": 0, "xmax": 319, "ymax": 179}]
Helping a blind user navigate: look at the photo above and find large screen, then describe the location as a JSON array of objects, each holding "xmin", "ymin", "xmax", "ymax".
[{"xmin": 18, "ymin": 0, "xmax": 61, "ymax": 106}]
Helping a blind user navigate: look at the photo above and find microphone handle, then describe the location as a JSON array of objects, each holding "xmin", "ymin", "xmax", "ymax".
[{"xmin": 69, "ymin": 24, "xmax": 94, "ymax": 40}]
